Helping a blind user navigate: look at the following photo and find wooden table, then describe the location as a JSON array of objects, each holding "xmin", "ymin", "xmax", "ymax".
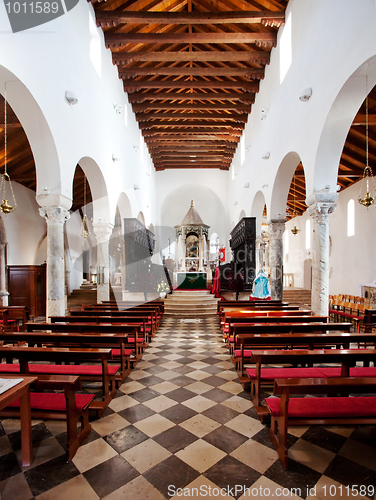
[{"xmin": 0, "ymin": 375, "xmax": 37, "ymax": 466}]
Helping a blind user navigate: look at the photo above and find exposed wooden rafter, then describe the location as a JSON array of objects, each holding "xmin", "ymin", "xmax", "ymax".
[{"xmin": 96, "ymin": 10, "xmax": 285, "ymax": 28}]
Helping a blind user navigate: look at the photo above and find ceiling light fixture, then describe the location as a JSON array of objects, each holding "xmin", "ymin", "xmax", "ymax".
[
  {"xmin": 290, "ymin": 175, "xmax": 301, "ymax": 235},
  {"xmin": 0, "ymin": 83, "xmax": 17, "ymax": 215},
  {"xmin": 358, "ymin": 77, "xmax": 376, "ymax": 208}
]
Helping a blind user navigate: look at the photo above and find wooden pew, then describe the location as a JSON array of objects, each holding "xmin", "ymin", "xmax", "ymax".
[
  {"xmin": 0, "ymin": 374, "xmax": 94, "ymax": 460},
  {"xmin": 266, "ymin": 377, "xmax": 376, "ymax": 469},
  {"xmin": 0, "ymin": 331, "xmax": 133, "ymax": 384},
  {"xmin": 218, "ymin": 300, "xmax": 287, "ymax": 313},
  {"xmin": 0, "ymin": 346, "xmax": 119, "ymax": 415},
  {"xmin": 26, "ymin": 322, "xmax": 145, "ymax": 361},
  {"xmin": 0, "ymin": 306, "xmax": 29, "ymax": 331},
  {"xmin": 81, "ymin": 304, "xmax": 163, "ymax": 329},
  {"xmin": 63, "ymin": 311, "xmax": 157, "ymax": 339},
  {"xmin": 220, "ymin": 309, "xmax": 312, "ymax": 332},
  {"xmin": 222, "ymin": 314, "xmax": 326, "ymax": 342},
  {"xmin": 227, "ymin": 321, "xmax": 352, "ymax": 353},
  {"xmin": 248, "ymin": 348, "xmax": 376, "ymax": 414},
  {"xmin": 235, "ymin": 331, "xmax": 376, "ymax": 382}
]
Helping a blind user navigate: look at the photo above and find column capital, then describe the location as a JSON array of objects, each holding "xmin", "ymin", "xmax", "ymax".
[
  {"xmin": 307, "ymin": 201, "xmax": 337, "ymax": 223},
  {"xmin": 269, "ymin": 220, "xmax": 285, "ymax": 240},
  {"xmin": 39, "ymin": 206, "xmax": 70, "ymax": 224},
  {"xmin": 93, "ymin": 222, "xmax": 114, "ymax": 244}
]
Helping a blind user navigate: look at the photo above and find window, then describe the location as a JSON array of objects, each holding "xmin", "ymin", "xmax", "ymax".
[
  {"xmin": 305, "ymin": 219, "xmax": 311, "ymax": 249},
  {"xmin": 347, "ymin": 199, "xmax": 355, "ymax": 236}
]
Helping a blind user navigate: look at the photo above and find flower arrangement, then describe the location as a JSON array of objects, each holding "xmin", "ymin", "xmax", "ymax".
[{"xmin": 157, "ymin": 281, "xmax": 170, "ymax": 294}]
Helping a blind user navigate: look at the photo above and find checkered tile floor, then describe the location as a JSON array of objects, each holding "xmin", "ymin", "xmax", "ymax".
[{"xmin": 1, "ymin": 317, "xmax": 376, "ymax": 499}]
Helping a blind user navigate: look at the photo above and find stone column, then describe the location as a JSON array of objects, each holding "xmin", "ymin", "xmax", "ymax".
[
  {"xmin": 0, "ymin": 243, "xmax": 9, "ymax": 306},
  {"xmin": 307, "ymin": 200, "xmax": 337, "ymax": 316},
  {"xmin": 198, "ymin": 235, "xmax": 204, "ymax": 271},
  {"xmin": 255, "ymin": 235, "xmax": 262, "ymax": 275},
  {"xmin": 93, "ymin": 222, "xmax": 113, "ymax": 303},
  {"xmin": 39, "ymin": 206, "xmax": 70, "ymax": 318},
  {"xmin": 269, "ymin": 220, "xmax": 285, "ymax": 300}
]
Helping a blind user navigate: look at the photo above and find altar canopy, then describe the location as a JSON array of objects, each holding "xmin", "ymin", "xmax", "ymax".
[{"xmin": 175, "ymin": 200, "xmax": 210, "ymax": 274}]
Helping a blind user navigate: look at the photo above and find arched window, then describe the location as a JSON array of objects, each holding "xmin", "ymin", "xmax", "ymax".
[
  {"xmin": 305, "ymin": 219, "xmax": 311, "ymax": 249},
  {"xmin": 347, "ymin": 199, "xmax": 355, "ymax": 237}
]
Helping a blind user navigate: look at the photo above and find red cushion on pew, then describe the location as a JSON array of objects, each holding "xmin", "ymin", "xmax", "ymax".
[
  {"xmin": 0, "ymin": 363, "xmax": 120, "ymax": 376},
  {"xmin": 266, "ymin": 396, "xmax": 376, "ymax": 418},
  {"xmin": 233, "ymin": 349, "xmax": 254, "ymax": 358},
  {"xmin": 128, "ymin": 338, "xmax": 145, "ymax": 343},
  {"xmin": 316, "ymin": 367, "xmax": 343, "ymax": 377},
  {"xmin": 112, "ymin": 349, "xmax": 133, "ymax": 357},
  {"xmin": 0, "ymin": 364, "xmax": 20, "ymax": 373},
  {"xmin": 350, "ymin": 366, "xmax": 376, "ymax": 377},
  {"xmin": 246, "ymin": 367, "xmax": 323, "ymax": 380},
  {"xmin": 7, "ymin": 393, "xmax": 95, "ymax": 412},
  {"xmin": 233, "ymin": 348, "xmax": 308, "ymax": 358}
]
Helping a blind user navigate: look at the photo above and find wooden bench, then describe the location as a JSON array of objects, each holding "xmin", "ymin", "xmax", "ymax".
[
  {"xmin": 0, "ymin": 306, "xmax": 29, "ymax": 331},
  {"xmin": 227, "ymin": 321, "xmax": 352, "ymax": 353},
  {"xmin": 0, "ymin": 346, "xmax": 119, "ymax": 415},
  {"xmin": 80, "ymin": 304, "xmax": 163, "ymax": 330},
  {"xmin": 222, "ymin": 314, "xmax": 327, "ymax": 342},
  {"xmin": 235, "ymin": 331, "xmax": 376, "ymax": 382},
  {"xmin": 220, "ymin": 309, "xmax": 312, "ymax": 332},
  {"xmin": 82, "ymin": 301, "xmax": 164, "ymax": 316},
  {"xmin": 218, "ymin": 299, "xmax": 287, "ymax": 313},
  {"xmin": 266, "ymin": 377, "xmax": 376, "ymax": 469},
  {"xmin": 0, "ymin": 330, "xmax": 133, "ymax": 384},
  {"xmin": 0, "ymin": 374, "xmax": 95, "ymax": 460},
  {"xmin": 26, "ymin": 322, "xmax": 144, "ymax": 361},
  {"xmin": 56, "ymin": 313, "xmax": 156, "ymax": 340},
  {"xmin": 248, "ymin": 348, "xmax": 376, "ymax": 413}
]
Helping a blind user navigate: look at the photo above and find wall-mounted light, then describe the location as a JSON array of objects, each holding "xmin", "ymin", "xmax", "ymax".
[
  {"xmin": 299, "ymin": 87, "xmax": 312, "ymax": 102},
  {"xmin": 262, "ymin": 152, "xmax": 270, "ymax": 160},
  {"xmin": 262, "ymin": 184, "xmax": 268, "ymax": 188},
  {"xmin": 65, "ymin": 91, "xmax": 78, "ymax": 105},
  {"xmin": 261, "ymin": 106, "xmax": 269, "ymax": 120},
  {"xmin": 113, "ymin": 103, "xmax": 121, "ymax": 114},
  {"xmin": 233, "ymin": 201, "xmax": 238, "ymax": 205},
  {"xmin": 134, "ymin": 185, "xmax": 140, "ymax": 190},
  {"xmin": 244, "ymin": 183, "xmax": 250, "ymax": 188},
  {"xmin": 112, "ymin": 154, "xmax": 120, "ymax": 162}
]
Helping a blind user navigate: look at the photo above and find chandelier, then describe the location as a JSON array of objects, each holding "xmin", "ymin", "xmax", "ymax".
[
  {"xmin": 290, "ymin": 175, "xmax": 301, "ymax": 235},
  {"xmin": 81, "ymin": 173, "xmax": 90, "ymax": 238},
  {"xmin": 358, "ymin": 78, "xmax": 376, "ymax": 208},
  {"xmin": 0, "ymin": 85, "xmax": 17, "ymax": 215}
]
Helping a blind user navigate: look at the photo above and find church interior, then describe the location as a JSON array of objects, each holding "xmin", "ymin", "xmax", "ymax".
[{"xmin": 0, "ymin": 0, "xmax": 376, "ymax": 498}]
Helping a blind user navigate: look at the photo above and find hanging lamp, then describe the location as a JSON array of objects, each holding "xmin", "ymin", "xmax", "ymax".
[
  {"xmin": 358, "ymin": 78, "xmax": 376, "ymax": 208},
  {"xmin": 290, "ymin": 175, "xmax": 301, "ymax": 235},
  {"xmin": 81, "ymin": 173, "xmax": 90, "ymax": 238},
  {"xmin": 0, "ymin": 85, "xmax": 17, "ymax": 216}
]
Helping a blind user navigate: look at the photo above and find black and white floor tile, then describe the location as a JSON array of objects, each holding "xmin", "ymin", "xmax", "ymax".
[{"xmin": 0, "ymin": 317, "xmax": 376, "ymax": 499}]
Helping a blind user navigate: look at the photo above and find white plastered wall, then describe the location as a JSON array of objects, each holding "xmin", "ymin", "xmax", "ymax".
[{"xmin": 0, "ymin": 0, "xmax": 157, "ymax": 291}]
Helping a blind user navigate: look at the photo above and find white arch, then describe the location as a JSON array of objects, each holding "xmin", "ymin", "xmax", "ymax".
[
  {"xmin": 137, "ymin": 211, "xmax": 146, "ymax": 226},
  {"xmin": 79, "ymin": 157, "xmax": 111, "ymax": 224},
  {"xmin": 312, "ymin": 56, "xmax": 376, "ymax": 197},
  {"xmin": 238, "ymin": 210, "xmax": 246, "ymax": 221},
  {"xmin": 116, "ymin": 192, "xmax": 133, "ymax": 231},
  {"xmin": 250, "ymin": 191, "xmax": 267, "ymax": 235},
  {"xmin": 270, "ymin": 152, "xmax": 302, "ymax": 221},
  {"xmin": 0, "ymin": 66, "xmax": 63, "ymax": 205}
]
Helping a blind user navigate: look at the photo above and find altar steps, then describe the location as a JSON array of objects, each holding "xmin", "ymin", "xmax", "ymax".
[{"xmin": 164, "ymin": 290, "xmax": 220, "ymax": 317}]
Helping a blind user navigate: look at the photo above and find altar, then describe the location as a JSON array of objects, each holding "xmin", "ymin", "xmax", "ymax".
[{"xmin": 177, "ymin": 272, "xmax": 207, "ymax": 290}]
